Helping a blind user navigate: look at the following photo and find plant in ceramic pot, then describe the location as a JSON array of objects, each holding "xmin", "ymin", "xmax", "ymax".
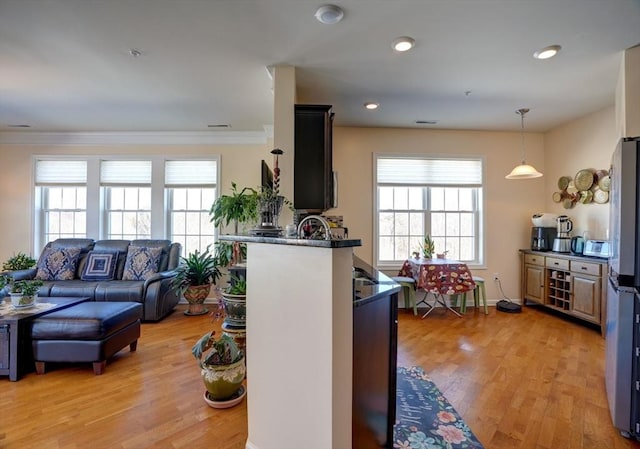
[
  {"xmin": 192, "ymin": 331, "xmax": 246, "ymax": 405},
  {"xmin": 221, "ymin": 274, "xmax": 247, "ymax": 328},
  {"xmin": 0, "ymin": 275, "xmax": 43, "ymax": 308},
  {"xmin": 419, "ymin": 235, "xmax": 436, "ymax": 259},
  {"xmin": 170, "ymin": 246, "xmax": 222, "ymax": 316}
]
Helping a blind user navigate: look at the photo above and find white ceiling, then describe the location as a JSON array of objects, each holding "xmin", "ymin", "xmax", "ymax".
[{"xmin": 1, "ymin": 0, "xmax": 639, "ymax": 135}]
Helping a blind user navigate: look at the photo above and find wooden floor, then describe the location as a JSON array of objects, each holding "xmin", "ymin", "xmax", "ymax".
[{"xmin": 1, "ymin": 303, "xmax": 639, "ymax": 449}]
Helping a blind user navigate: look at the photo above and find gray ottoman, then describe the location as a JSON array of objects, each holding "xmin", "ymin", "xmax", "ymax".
[{"xmin": 31, "ymin": 302, "xmax": 142, "ymax": 375}]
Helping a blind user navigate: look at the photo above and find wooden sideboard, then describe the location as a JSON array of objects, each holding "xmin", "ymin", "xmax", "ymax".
[{"xmin": 520, "ymin": 250, "xmax": 607, "ymax": 335}]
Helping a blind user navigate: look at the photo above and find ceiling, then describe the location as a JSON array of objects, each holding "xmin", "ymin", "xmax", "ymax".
[{"xmin": 1, "ymin": 0, "xmax": 639, "ymax": 135}]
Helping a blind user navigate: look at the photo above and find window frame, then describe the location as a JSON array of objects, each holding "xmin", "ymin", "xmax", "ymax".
[
  {"xmin": 373, "ymin": 154, "xmax": 486, "ymax": 270},
  {"xmin": 32, "ymin": 155, "xmax": 220, "ymax": 255}
]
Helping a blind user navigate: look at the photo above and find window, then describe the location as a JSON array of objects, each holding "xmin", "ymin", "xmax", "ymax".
[
  {"xmin": 101, "ymin": 160, "xmax": 152, "ymax": 240},
  {"xmin": 165, "ymin": 160, "xmax": 217, "ymax": 256},
  {"xmin": 376, "ymin": 156, "xmax": 483, "ymax": 266},
  {"xmin": 35, "ymin": 160, "xmax": 88, "ymax": 246},
  {"xmin": 33, "ymin": 156, "xmax": 220, "ymax": 255}
]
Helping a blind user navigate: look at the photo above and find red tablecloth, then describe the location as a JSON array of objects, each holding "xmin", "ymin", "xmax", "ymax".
[{"xmin": 399, "ymin": 257, "xmax": 476, "ymax": 296}]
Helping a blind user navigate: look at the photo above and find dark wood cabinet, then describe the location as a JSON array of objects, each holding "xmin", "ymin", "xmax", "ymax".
[{"xmin": 294, "ymin": 104, "xmax": 334, "ymax": 212}]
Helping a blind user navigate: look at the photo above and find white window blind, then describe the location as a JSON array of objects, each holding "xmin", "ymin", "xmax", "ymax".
[
  {"xmin": 377, "ymin": 158, "xmax": 482, "ymax": 186},
  {"xmin": 101, "ymin": 160, "xmax": 152, "ymax": 185},
  {"xmin": 35, "ymin": 160, "xmax": 87, "ymax": 185},
  {"xmin": 165, "ymin": 160, "xmax": 217, "ymax": 186}
]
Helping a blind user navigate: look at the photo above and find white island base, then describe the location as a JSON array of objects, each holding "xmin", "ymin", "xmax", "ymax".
[{"xmin": 244, "ymin": 241, "xmax": 355, "ymax": 449}]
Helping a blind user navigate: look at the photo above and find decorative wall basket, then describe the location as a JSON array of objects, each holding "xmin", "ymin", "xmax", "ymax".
[{"xmin": 553, "ymin": 169, "xmax": 609, "ymax": 209}]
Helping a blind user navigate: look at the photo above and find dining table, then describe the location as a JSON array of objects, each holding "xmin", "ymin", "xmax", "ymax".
[{"xmin": 398, "ymin": 257, "xmax": 476, "ymax": 318}]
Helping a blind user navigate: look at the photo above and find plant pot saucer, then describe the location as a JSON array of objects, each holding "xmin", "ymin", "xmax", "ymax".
[
  {"xmin": 203, "ymin": 385, "xmax": 246, "ymax": 409},
  {"xmin": 184, "ymin": 307, "xmax": 208, "ymax": 316}
]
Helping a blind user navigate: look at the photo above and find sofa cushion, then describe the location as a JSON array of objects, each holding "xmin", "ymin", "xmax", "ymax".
[
  {"xmin": 81, "ymin": 251, "xmax": 119, "ymax": 281},
  {"xmin": 122, "ymin": 246, "xmax": 162, "ymax": 281},
  {"xmin": 93, "ymin": 240, "xmax": 131, "ymax": 279},
  {"xmin": 131, "ymin": 240, "xmax": 173, "ymax": 271},
  {"xmin": 35, "ymin": 247, "xmax": 82, "ymax": 281}
]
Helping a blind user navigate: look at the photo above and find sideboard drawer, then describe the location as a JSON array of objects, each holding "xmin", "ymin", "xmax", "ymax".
[
  {"xmin": 570, "ymin": 260, "xmax": 601, "ymax": 276},
  {"xmin": 524, "ymin": 254, "xmax": 545, "ymax": 266},
  {"xmin": 546, "ymin": 257, "xmax": 570, "ymax": 270}
]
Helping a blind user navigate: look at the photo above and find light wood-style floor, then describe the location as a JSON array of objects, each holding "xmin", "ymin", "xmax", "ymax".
[{"xmin": 1, "ymin": 303, "xmax": 639, "ymax": 449}]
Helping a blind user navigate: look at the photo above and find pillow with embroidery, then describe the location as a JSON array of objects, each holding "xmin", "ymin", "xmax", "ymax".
[
  {"xmin": 81, "ymin": 251, "xmax": 119, "ymax": 281},
  {"xmin": 122, "ymin": 246, "xmax": 162, "ymax": 281},
  {"xmin": 35, "ymin": 247, "xmax": 82, "ymax": 281}
]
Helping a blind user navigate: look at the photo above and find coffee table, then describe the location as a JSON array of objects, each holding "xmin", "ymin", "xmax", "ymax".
[{"xmin": 0, "ymin": 296, "xmax": 90, "ymax": 381}]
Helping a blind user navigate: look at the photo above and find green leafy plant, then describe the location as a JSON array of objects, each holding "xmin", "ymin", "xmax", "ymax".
[
  {"xmin": 0, "ymin": 275, "xmax": 43, "ymax": 296},
  {"xmin": 192, "ymin": 331, "xmax": 243, "ymax": 367},
  {"xmin": 226, "ymin": 274, "xmax": 247, "ymax": 295},
  {"xmin": 214, "ymin": 241, "xmax": 247, "ymax": 268},
  {"xmin": 209, "ymin": 182, "xmax": 259, "ymax": 234},
  {"xmin": 419, "ymin": 235, "xmax": 436, "ymax": 258},
  {"xmin": 170, "ymin": 246, "xmax": 222, "ymax": 296},
  {"xmin": 2, "ymin": 252, "xmax": 36, "ymax": 271}
]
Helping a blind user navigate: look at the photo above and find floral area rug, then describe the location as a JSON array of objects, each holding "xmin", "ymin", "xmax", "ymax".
[{"xmin": 394, "ymin": 366, "xmax": 484, "ymax": 449}]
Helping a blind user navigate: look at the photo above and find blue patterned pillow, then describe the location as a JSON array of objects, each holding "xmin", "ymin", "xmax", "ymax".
[
  {"xmin": 122, "ymin": 246, "xmax": 162, "ymax": 281},
  {"xmin": 35, "ymin": 247, "xmax": 82, "ymax": 281},
  {"xmin": 81, "ymin": 251, "xmax": 119, "ymax": 281}
]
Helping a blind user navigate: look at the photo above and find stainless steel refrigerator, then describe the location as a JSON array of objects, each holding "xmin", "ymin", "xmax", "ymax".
[{"xmin": 606, "ymin": 136, "xmax": 640, "ymax": 438}]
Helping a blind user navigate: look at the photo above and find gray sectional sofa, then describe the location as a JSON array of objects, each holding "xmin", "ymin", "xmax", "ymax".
[{"xmin": 10, "ymin": 238, "xmax": 182, "ymax": 321}]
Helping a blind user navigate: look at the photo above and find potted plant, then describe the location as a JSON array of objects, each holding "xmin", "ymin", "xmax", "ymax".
[
  {"xmin": 2, "ymin": 252, "xmax": 37, "ymax": 271},
  {"xmin": 419, "ymin": 234, "xmax": 436, "ymax": 259},
  {"xmin": 0, "ymin": 275, "xmax": 43, "ymax": 308},
  {"xmin": 192, "ymin": 331, "xmax": 246, "ymax": 406},
  {"xmin": 170, "ymin": 246, "xmax": 222, "ymax": 316},
  {"xmin": 209, "ymin": 182, "xmax": 258, "ymax": 235},
  {"xmin": 221, "ymin": 274, "xmax": 247, "ymax": 328}
]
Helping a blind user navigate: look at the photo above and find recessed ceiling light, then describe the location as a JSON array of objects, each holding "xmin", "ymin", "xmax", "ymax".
[
  {"xmin": 7, "ymin": 124, "xmax": 31, "ymax": 128},
  {"xmin": 364, "ymin": 102, "xmax": 379, "ymax": 110},
  {"xmin": 207, "ymin": 124, "xmax": 231, "ymax": 128},
  {"xmin": 415, "ymin": 120, "xmax": 438, "ymax": 125},
  {"xmin": 315, "ymin": 5, "xmax": 344, "ymax": 24},
  {"xmin": 129, "ymin": 48, "xmax": 143, "ymax": 58},
  {"xmin": 533, "ymin": 44, "xmax": 561, "ymax": 60},
  {"xmin": 392, "ymin": 36, "xmax": 415, "ymax": 52}
]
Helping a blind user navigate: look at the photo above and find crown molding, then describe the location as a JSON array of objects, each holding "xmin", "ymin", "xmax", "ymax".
[{"xmin": 0, "ymin": 130, "xmax": 271, "ymax": 146}]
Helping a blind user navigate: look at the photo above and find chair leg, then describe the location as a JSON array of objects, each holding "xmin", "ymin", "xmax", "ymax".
[
  {"xmin": 480, "ymin": 282, "xmax": 488, "ymax": 314},
  {"xmin": 460, "ymin": 292, "xmax": 468, "ymax": 314},
  {"xmin": 409, "ymin": 286, "xmax": 417, "ymax": 316}
]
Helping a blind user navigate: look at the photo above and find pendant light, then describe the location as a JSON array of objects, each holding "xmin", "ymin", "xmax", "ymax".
[{"xmin": 505, "ymin": 108, "xmax": 543, "ymax": 179}]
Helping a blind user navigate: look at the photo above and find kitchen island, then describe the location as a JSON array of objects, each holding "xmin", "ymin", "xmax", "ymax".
[{"xmin": 220, "ymin": 235, "xmax": 399, "ymax": 449}]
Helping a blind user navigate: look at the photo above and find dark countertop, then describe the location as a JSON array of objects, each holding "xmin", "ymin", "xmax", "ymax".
[
  {"xmin": 520, "ymin": 248, "xmax": 608, "ymax": 263},
  {"xmin": 353, "ymin": 256, "xmax": 401, "ymax": 306},
  {"xmin": 219, "ymin": 234, "xmax": 362, "ymax": 248}
]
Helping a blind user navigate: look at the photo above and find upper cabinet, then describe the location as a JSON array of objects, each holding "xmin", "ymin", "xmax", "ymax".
[{"xmin": 294, "ymin": 104, "xmax": 334, "ymax": 212}]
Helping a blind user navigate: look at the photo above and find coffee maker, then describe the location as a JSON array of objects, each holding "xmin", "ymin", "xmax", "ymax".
[
  {"xmin": 531, "ymin": 213, "xmax": 557, "ymax": 251},
  {"xmin": 531, "ymin": 227, "xmax": 557, "ymax": 251},
  {"xmin": 552, "ymin": 215, "xmax": 573, "ymax": 253}
]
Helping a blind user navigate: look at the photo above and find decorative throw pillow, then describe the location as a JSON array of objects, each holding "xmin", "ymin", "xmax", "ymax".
[
  {"xmin": 81, "ymin": 251, "xmax": 119, "ymax": 281},
  {"xmin": 122, "ymin": 246, "xmax": 162, "ymax": 281},
  {"xmin": 35, "ymin": 247, "xmax": 82, "ymax": 281}
]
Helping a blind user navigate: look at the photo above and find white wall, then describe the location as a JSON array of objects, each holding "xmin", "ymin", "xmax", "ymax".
[{"xmin": 543, "ymin": 107, "xmax": 617, "ymax": 241}]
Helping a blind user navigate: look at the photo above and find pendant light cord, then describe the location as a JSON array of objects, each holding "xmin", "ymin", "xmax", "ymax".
[{"xmin": 516, "ymin": 108, "xmax": 530, "ymax": 164}]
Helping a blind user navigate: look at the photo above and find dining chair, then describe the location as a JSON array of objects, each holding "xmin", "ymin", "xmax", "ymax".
[
  {"xmin": 456, "ymin": 276, "xmax": 488, "ymax": 314},
  {"xmin": 391, "ymin": 276, "xmax": 417, "ymax": 315}
]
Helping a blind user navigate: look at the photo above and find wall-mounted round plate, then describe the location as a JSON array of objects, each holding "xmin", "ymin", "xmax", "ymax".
[{"xmin": 574, "ymin": 169, "xmax": 594, "ymax": 191}]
